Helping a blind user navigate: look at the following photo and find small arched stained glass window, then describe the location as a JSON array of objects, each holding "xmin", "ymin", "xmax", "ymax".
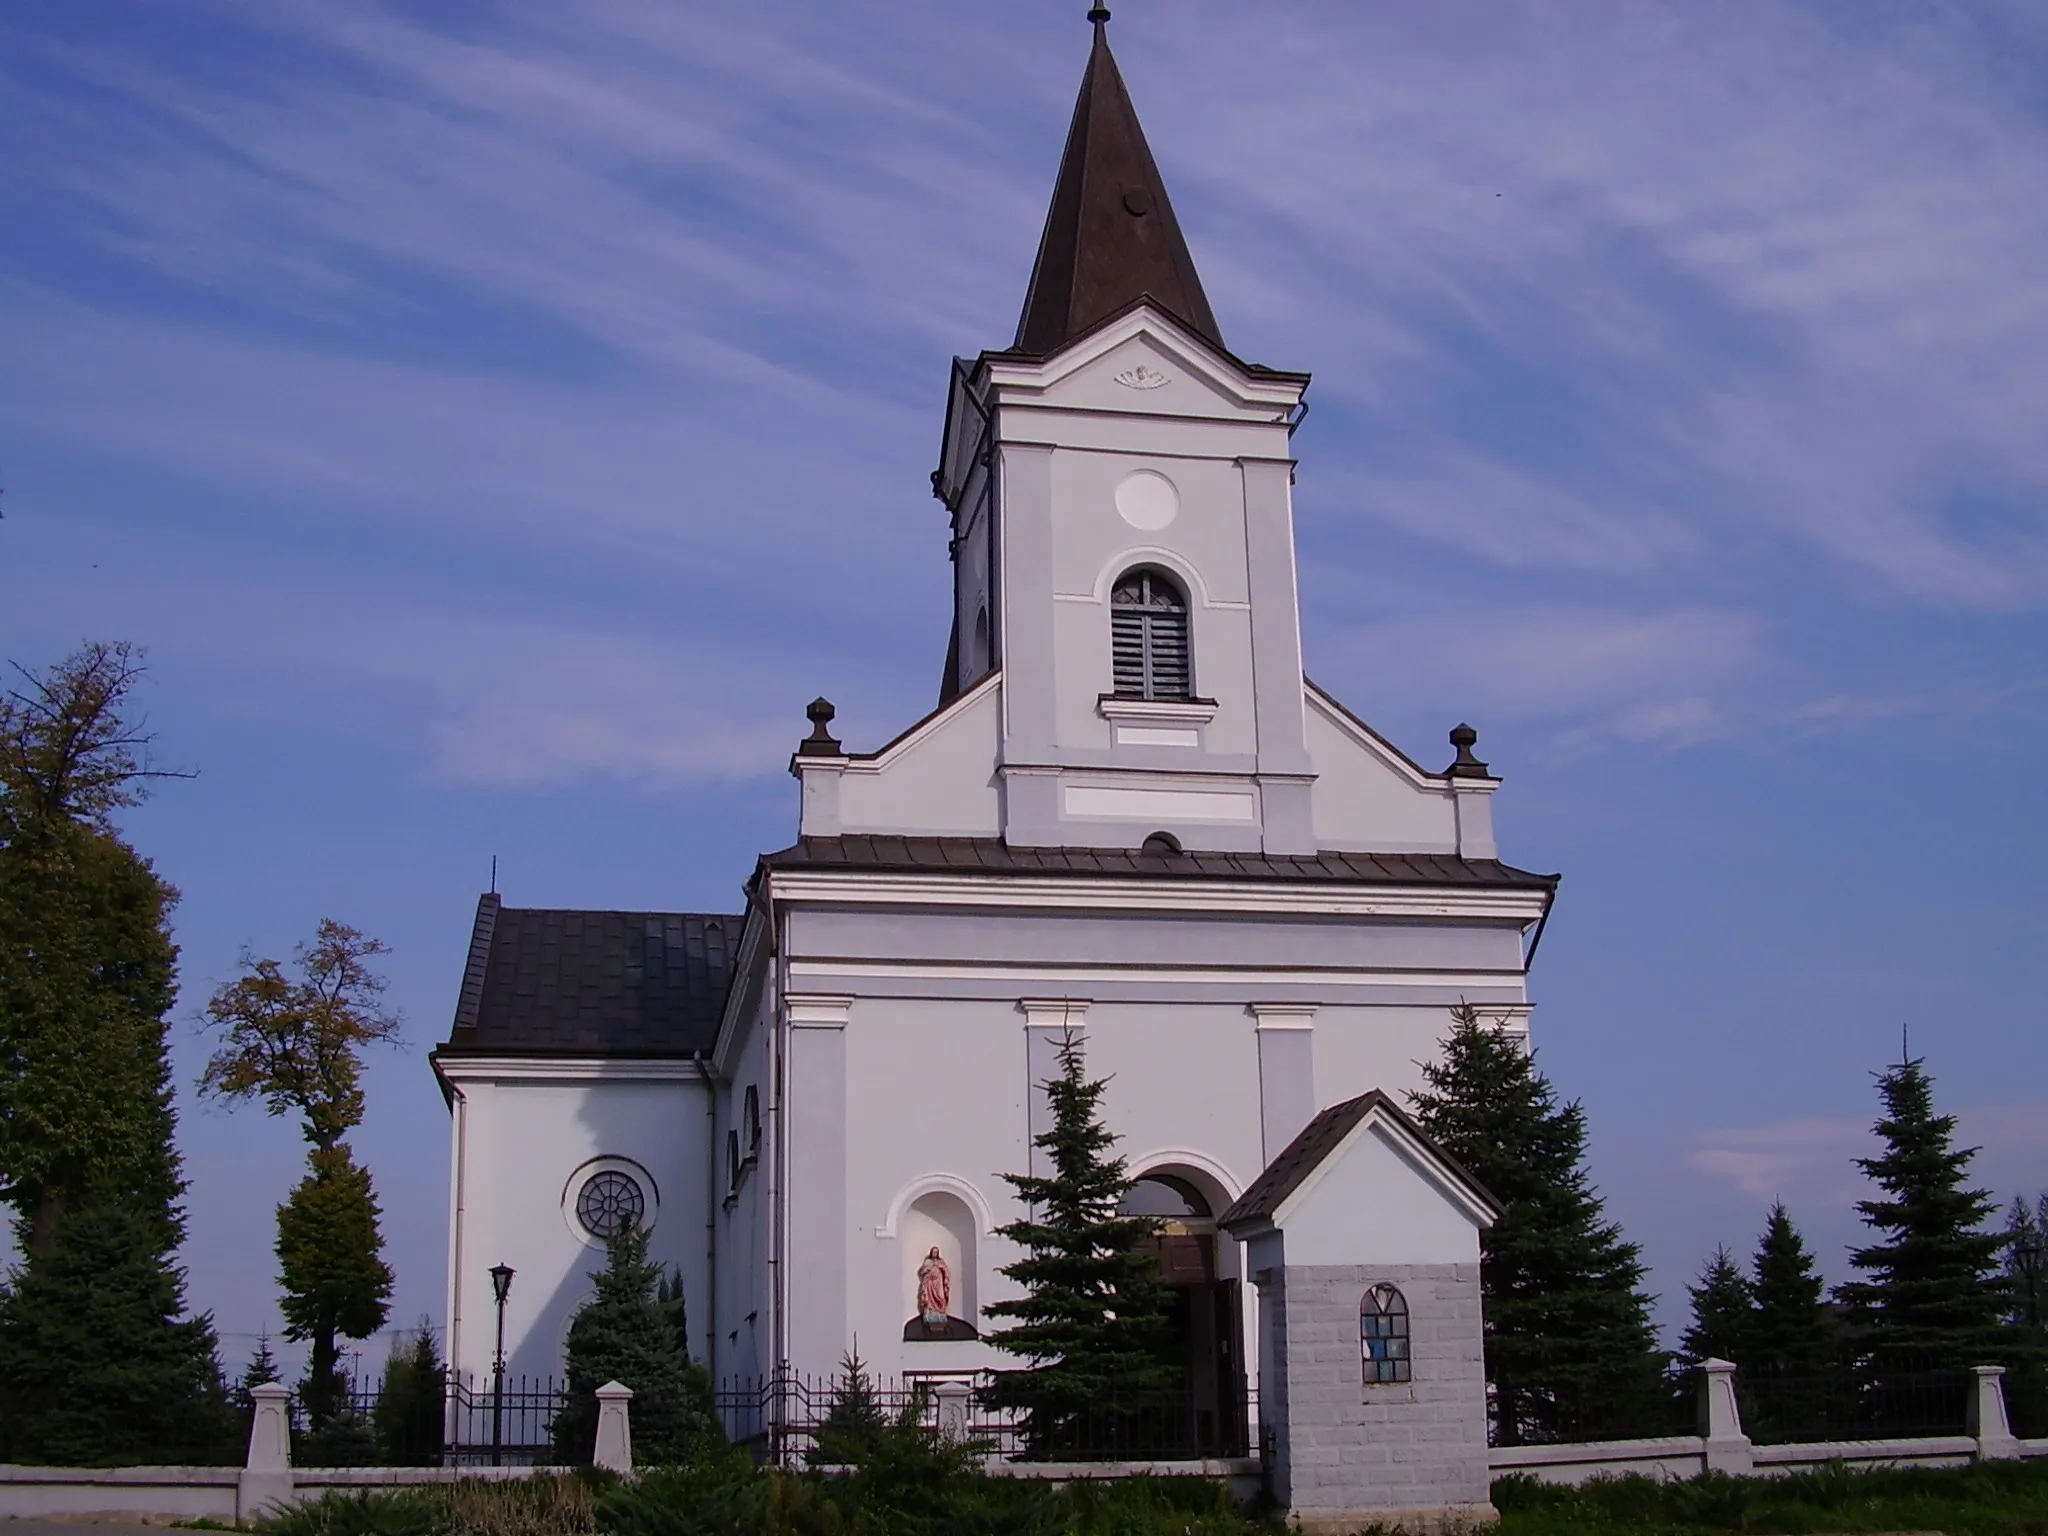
[
  {"xmin": 1361, "ymin": 1284, "xmax": 1411, "ymax": 1384},
  {"xmin": 576, "ymin": 1170, "xmax": 644, "ymax": 1241},
  {"xmin": 1110, "ymin": 569, "xmax": 1191, "ymax": 700}
]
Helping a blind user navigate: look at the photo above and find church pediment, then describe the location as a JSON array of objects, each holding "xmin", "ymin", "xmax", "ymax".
[{"xmin": 982, "ymin": 303, "xmax": 1306, "ymax": 426}]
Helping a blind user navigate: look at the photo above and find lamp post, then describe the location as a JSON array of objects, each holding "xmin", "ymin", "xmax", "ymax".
[
  {"xmin": 489, "ymin": 1263, "xmax": 515, "ymax": 1466},
  {"xmin": 2017, "ymin": 1236, "xmax": 2042, "ymax": 1330}
]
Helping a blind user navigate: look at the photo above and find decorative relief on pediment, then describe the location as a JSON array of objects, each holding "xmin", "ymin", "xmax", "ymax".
[{"xmin": 1113, "ymin": 364, "xmax": 1171, "ymax": 390}]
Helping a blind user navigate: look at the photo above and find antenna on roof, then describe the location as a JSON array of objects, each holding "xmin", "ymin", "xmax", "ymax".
[{"xmin": 490, "ymin": 854, "xmax": 498, "ymax": 895}]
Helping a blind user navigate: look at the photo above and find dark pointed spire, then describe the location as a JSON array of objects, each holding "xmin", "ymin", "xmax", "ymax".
[{"xmin": 1013, "ymin": 11, "xmax": 1223, "ymax": 356}]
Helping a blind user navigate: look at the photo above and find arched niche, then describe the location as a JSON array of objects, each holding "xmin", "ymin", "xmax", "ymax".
[
  {"xmin": 900, "ymin": 1189, "xmax": 978, "ymax": 1340},
  {"xmin": 1126, "ymin": 1156, "xmax": 1244, "ymax": 1286}
]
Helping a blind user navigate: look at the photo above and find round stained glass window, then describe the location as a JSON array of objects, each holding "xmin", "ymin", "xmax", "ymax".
[{"xmin": 576, "ymin": 1170, "xmax": 645, "ymax": 1240}]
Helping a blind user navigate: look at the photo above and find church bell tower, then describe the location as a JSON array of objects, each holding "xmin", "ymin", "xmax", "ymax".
[{"xmin": 932, "ymin": 7, "xmax": 1318, "ymax": 854}]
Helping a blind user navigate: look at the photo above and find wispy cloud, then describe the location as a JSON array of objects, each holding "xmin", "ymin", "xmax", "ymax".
[{"xmin": 1691, "ymin": 1101, "xmax": 2048, "ymax": 1206}]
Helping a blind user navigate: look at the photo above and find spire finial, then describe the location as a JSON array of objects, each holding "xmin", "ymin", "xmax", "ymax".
[
  {"xmin": 1446, "ymin": 723, "xmax": 1491, "ymax": 779},
  {"xmin": 1088, "ymin": 4, "xmax": 1111, "ymax": 25},
  {"xmin": 797, "ymin": 696, "xmax": 843, "ymax": 757}
]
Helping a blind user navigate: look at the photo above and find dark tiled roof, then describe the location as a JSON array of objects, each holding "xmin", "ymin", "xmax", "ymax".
[
  {"xmin": 439, "ymin": 894, "xmax": 743, "ymax": 1059},
  {"xmin": 760, "ymin": 836, "xmax": 1557, "ymax": 889},
  {"xmin": 1218, "ymin": 1090, "xmax": 1503, "ymax": 1231},
  {"xmin": 1013, "ymin": 19, "xmax": 1222, "ymax": 357}
]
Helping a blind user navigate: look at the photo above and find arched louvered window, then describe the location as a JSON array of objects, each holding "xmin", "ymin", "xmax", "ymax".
[
  {"xmin": 1111, "ymin": 568, "xmax": 1191, "ymax": 699},
  {"xmin": 1361, "ymin": 1284, "xmax": 1411, "ymax": 1384}
]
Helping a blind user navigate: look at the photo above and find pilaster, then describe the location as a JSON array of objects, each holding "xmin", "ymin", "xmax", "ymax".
[
  {"xmin": 1251, "ymin": 1003, "xmax": 1317, "ymax": 1162},
  {"xmin": 783, "ymin": 994, "xmax": 850, "ymax": 1379}
]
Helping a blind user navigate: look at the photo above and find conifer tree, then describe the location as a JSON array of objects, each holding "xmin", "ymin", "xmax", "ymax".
[
  {"xmin": 554, "ymin": 1222, "xmax": 719, "ymax": 1465},
  {"xmin": 1747, "ymin": 1202, "xmax": 1837, "ymax": 1377},
  {"xmin": 0, "ymin": 643, "xmax": 224, "ymax": 1464},
  {"xmin": 1835, "ymin": 1055, "xmax": 2009, "ymax": 1370},
  {"xmin": 0, "ymin": 1190, "xmax": 231, "ymax": 1464},
  {"xmin": 1679, "ymin": 1246, "xmax": 1755, "ymax": 1370},
  {"xmin": 1408, "ymin": 1003, "xmax": 1664, "ymax": 1445},
  {"xmin": 810, "ymin": 1344, "xmax": 888, "ymax": 1466},
  {"xmin": 372, "ymin": 1328, "xmax": 447, "ymax": 1467},
  {"xmin": 2002, "ymin": 1193, "xmax": 2048, "ymax": 1330},
  {"xmin": 982, "ymin": 1028, "xmax": 1175, "ymax": 1454}
]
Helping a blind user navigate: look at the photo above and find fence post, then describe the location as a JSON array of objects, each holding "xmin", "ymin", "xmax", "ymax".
[
  {"xmin": 238, "ymin": 1381, "xmax": 295, "ymax": 1523},
  {"xmin": 1971, "ymin": 1365, "xmax": 2020, "ymax": 1461},
  {"xmin": 933, "ymin": 1381, "xmax": 972, "ymax": 1443},
  {"xmin": 593, "ymin": 1380, "xmax": 635, "ymax": 1474},
  {"xmin": 1698, "ymin": 1359, "xmax": 1754, "ymax": 1476}
]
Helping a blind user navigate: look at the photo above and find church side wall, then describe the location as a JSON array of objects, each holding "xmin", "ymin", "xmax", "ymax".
[
  {"xmin": 713, "ymin": 1003, "xmax": 774, "ymax": 1386},
  {"xmin": 446, "ymin": 1075, "xmax": 711, "ymax": 1389}
]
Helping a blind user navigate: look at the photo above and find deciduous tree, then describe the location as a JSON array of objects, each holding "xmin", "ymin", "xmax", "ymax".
[
  {"xmin": 1408, "ymin": 1003, "xmax": 1665, "ymax": 1446},
  {"xmin": 200, "ymin": 921, "xmax": 403, "ymax": 1425}
]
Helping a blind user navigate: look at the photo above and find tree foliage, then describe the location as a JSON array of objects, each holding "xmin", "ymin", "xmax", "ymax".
[
  {"xmin": 1408, "ymin": 1003, "xmax": 1665, "ymax": 1446},
  {"xmin": 277, "ymin": 1145, "xmax": 394, "ymax": 1426},
  {"xmin": 1835, "ymin": 1055, "xmax": 2010, "ymax": 1370},
  {"xmin": 0, "ymin": 642, "xmax": 186, "ymax": 1257},
  {"xmin": 554, "ymin": 1221, "xmax": 720, "ymax": 1466},
  {"xmin": 981, "ymin": 1027, "xmax": 1175, "ymax": 1452},
  {"xmin": 200, "ymin": 921, "xmax": 402, "ymax": 1153},
  {"xmin": 1680, "ymin": 1246, "xmax": 1755, "ymax": 1371},
  {"xmin": 2003, "ymin": 1192, "xmax": 2048, "ymax": 1329},
  {"xmin": 0, "ymin": 1189, "xmax": 232, "ymax": 1465}
]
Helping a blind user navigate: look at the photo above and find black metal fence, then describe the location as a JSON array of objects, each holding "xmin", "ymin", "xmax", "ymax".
[
  {"xmin": 297, "ymin": 1373, "xmax": 567, "ymax": 1467},
  {"xmin": 1740, "ymin": 1361, "xmax": 1979, "ymax": 1446},
  {"xmin": 711, "ymin": 1372, "xmax": 1256, "ymax": 1464}
]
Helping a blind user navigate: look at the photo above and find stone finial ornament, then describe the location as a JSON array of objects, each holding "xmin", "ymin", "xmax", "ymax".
[
  {"xmin": 1446, "ymin": 722, "xmax": 1491, "ymax": 779},
  {"xmin": 798, "ymin": 697, "xmax": 843, "ymax": 757}
]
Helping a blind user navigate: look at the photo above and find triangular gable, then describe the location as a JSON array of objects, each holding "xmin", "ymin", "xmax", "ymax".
[{"xmin": 1219, "ymin": 1089, "xmax": 1501, "ymax": 1237}]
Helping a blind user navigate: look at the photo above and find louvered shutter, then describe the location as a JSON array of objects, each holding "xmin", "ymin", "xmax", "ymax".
[{"xmin": 1110, "ymin": 570, "xmax": 1192, "ymax": 699}]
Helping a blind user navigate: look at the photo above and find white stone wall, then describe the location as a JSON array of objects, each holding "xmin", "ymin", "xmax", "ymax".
[{"xmin": 1268, "ymin": 1262, "xmax": 1491, "ymax": 1523}]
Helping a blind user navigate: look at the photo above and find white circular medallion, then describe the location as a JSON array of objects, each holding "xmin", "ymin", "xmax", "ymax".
[{"xmin": 1115, "ymin": 469, "xmax": 1179, "ymax": 531}]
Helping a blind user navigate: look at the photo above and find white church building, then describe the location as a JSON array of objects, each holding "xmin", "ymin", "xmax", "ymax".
[{"xmin": 431, "ymin": 11, "xmax": 1556, "ymax": 1479}]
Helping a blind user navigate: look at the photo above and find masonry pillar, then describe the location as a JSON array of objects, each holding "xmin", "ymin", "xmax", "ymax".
[
  {"xmin": 238, "ymin": 1381, "xmax": 294, "ymax": 1524},
  {"xmin": 783, "ymin": 994, "xmax": 850, "ymax": 1380},
  {"xmin": 1972, "ymin": 1365, "xmax": 2020, "ymax": 1461},
  {"xmin": 1250, "ymin": 1004, "xmax": 1316, "ymax": 1164},
  {"xmin": 1698, "ymin": 1359, "xmax": 1754, "ymax": 1475}
]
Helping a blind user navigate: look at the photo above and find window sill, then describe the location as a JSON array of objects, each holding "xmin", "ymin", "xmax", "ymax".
[{"xmin": 1097, "ymin": 694, "xmax": 1218, "ymax": 724}]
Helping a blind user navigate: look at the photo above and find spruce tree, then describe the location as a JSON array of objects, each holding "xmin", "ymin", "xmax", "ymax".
[
  {"xmin": 0, "ymin": 1190, "xmax": 232, "ymax": 1464},
  {"xmin": 2002, "ymin": 1193, "xmax": 2048, "ymax": 1330},
  {"xmin": 1748, "ymin": 1203, "xmax": 1837, "ymax": 1376},
  {"xmin": 554, "ymin": 1221, "xmax": 720, "ymax": 1465},
  {"xmin": 1679, "ymin": 1246, "xmax": 1755, "ymax": 1370},
  {"xmin": 1408, "ymin": 1003, "xmax": 1665, "ymax": 1446},
  {"xmin": 810, "ymin": 1344, "xmax": 889, "ymax": 1465},
  {"xmin": 372, "ymin": 1328, "xmax": 447, "ymax": 1467},
  {"xmin": 982, "ymin": 1028, "xmax": 1175, "ymax": 1455},
  {"xmin": 1743, "ymin": 1202, "xmax": 1840, "ymax": 1441},
  {"xmin": 1835, "ymin": 1055, "xmax": 2009, "ymax": 1371}
]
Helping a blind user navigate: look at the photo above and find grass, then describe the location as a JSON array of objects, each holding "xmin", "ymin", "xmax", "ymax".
[{"xmin": 251, "ymin": 1457, "xmax": 2048, "ymax": 1536}]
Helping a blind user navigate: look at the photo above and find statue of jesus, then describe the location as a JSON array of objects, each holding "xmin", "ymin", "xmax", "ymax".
[{"xmin": 917, "ymin": 1246, "xmax": 951, "ymax": 1327}]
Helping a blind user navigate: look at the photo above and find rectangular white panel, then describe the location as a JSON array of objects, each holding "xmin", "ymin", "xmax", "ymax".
[
  {"xmin": 1062, "ymin": 784, "xmax": 1257, "ymax": 822},
  {"xmin": 1114, "ymin": 725, "xmax": 1199, "ymax": 747}
]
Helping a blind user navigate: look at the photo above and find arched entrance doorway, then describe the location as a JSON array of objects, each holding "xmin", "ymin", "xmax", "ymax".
[{"xmin": 1121, "ymin": 1172, "xmax": 1248, "ymax": 1456}]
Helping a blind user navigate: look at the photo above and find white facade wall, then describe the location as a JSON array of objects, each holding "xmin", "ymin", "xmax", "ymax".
[{"xmin": 442, "ymin": 1072, "xmax": 712, "ymax": 1388}]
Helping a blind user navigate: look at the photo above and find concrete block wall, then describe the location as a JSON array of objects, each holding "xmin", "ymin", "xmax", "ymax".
[{"xmin": 1273, "ymin": 1261, "xmax": 1491, "ymax": 1525}]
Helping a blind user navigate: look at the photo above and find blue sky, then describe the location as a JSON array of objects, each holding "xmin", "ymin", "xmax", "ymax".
[{"xmin": 3, "ymin": 0, "xmax": 2046, "ymax": 1373}]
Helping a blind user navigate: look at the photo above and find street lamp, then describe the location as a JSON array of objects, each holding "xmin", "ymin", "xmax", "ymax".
[
  {"xmin": 2017, "ymin": 1237, "xmax": 2042, "ymax": 1329},
  {"xmin": 489, "ymin": 1263, "xmax": 515, "ymax": 1466}
]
